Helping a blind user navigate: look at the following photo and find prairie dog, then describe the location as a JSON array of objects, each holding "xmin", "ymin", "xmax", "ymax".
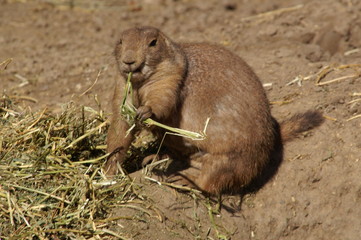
[{"xmin": 105, "ymin": 26, "xmax": 324, "ymax": 195}]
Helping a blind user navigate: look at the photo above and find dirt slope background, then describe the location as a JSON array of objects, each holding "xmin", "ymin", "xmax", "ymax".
[{"xmin": 1, "ymin": 0, "xmax": 361, "ymax": 239}]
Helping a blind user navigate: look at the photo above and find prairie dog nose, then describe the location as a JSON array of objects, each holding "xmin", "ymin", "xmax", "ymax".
[{"xmin": 122, "ymin": 50, "xmax": 136, "ymax": 65}]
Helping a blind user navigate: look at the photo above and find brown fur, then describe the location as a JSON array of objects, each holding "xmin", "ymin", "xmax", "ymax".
[
  {"xmin": 105, "ymin": 26, "xmax": 324, "ymax": 195},
  {"xmin": 280, "ymin": 110, "xmax": 324, "ymax": 142}
]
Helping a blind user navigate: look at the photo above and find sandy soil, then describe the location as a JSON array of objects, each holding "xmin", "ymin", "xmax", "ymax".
[{"xmin": 1, "ymin": 0, "xmax": 361, "ymax": 239}]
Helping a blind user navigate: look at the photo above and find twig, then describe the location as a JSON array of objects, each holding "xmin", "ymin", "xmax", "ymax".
[
  {"xmin": 114, "ymin": 204, "xmax": 153, "ymax": 217},
  {"xmin": 0, "ymin": 58, "xmax": 12, "ymax": 72},
  {"xmin": 346, "ymin": 114, "xmax": 361, "ymax": 121},
  {"xmin": 145, "ymin": 176, "xmax": 201, "ymax": 193},
  {"xmin": 0, "ymin": 107, "xmax": 21, "ymax": 116},
  {"xmin": 98, "ymin": 228, "xmax": 129, "ymax": 240},
  {"xmin": 80, "ymin": 69, "xmax": 102, "ymax": 96},
  {"xmin": 7, "ymin": 191, "xmax": 15, "ymax": 226},
  {"xmin": 40, "ymin": 228, "xmax": 88, "ymax": 234},
  {"xmin": 9, "ymin": 95, "xmax": 38, "ymax": 103},
  {"xmin": 144, "ymin": 118, "xmax": 209, "ymax": 141},
  {"xmin": 316, "ymin": 74, "xmax": 359, "ymax": 86},
  {"xmin": 72, "ymin": 153, "xmax": 110, "ymax": 165},
  {"xmin": 270, "ymin": 100, "xmax": 293, "ymax": 105},
  {"xmin": 344, "ymin": 48, "xmax": 360, "ymax": 56},
  {"xmin": 286, "ymin": 75, "xmax": 312, "ymax": 86},
  {"xmin": 315, "ymin": 64, "xmax": 361, "ymax": 86},
  {"xmin": 323, "ymin": 115, "xmax": 337, "ymax": 121},
  {"xmin": 240, "ymin": 4, "xmax": 304, "ymax": 23},
  {"xmin": 347, "ymin": 98, "xmax": 361, "ymax": 104},
  {"xmin": 65, "ymin": 120, "xmax": 109, "ymax": 149},
  {"xmin": 14, "ymin": 74, "xmax": 29, "ymax": 87},
  {"xmin": 9, "ymin": 184, "xmax": 71, "ymax": 205},
  {"xmin": 27, "ymin": 108, "xmax": 47, "ymax": 130}
]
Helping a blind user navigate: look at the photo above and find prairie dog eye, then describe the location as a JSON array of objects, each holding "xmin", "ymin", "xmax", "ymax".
[
  {"xmin": 149, "ymin": 39, "xmax": 157, "ymax": 47},
  {"xmin": 118, "ymin": 39, "xmax": 122, "ymax": 45}
]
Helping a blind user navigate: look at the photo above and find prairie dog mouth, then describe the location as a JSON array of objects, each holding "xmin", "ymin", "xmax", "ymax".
[
  {"xmin": 123, "ymin": 68, "xmax": 143, "ymax": 82},
  {"xmin": 123, "ymin": 62, "xmax": 144, "ymax": 75}
]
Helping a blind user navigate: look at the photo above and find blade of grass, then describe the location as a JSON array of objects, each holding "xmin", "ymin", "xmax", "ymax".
[
  {"xmin": 8, "ymin": 184, "xmax": 71, "ymax": 205},
  {"xmin": 65, "ymin": 120, "xmax": 108, "ymax": 149},
  {"xmin": 121, "ymin": 72, "xmax": 209, "ymax": 140}
]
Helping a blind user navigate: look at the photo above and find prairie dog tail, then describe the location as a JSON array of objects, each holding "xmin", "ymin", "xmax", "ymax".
[{"xmin": 280, "ymin": 110, "xmax": 324, "ymax": 142}]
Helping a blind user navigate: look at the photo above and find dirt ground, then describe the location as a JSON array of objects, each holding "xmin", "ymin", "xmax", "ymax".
[{"xmin": 1, "ymin": 0, "xmax": 361, "ymax": 239}]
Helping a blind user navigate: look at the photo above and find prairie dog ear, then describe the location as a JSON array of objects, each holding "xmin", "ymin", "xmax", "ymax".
[
  {"xmin": 159, "ymin": 32, "xmax": 177, "ymax": 55},
  {"xmin": 157, "ymin": 32, "xmax": 170, "ymax": 47}
]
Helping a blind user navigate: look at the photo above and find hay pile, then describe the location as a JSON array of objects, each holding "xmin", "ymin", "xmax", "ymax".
[{"xmin": 0, "ymin": 96, "xmax": 147, "ymax": 239}]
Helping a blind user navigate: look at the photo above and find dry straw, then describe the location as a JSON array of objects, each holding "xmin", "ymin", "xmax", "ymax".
[
  {"xmin": 287, "ymin": 63, "xmax": 361, "ymax": 122},
  {"xmin": 0, "ymin": 95, "xmax": 162, "ymax": 239},
  {"xmin": 314, "ymin": 64, "xmax": 361, "ymax": 86},
  {"xmin": 0, "ymin": 73, "xmax": 213, "ymax": 239}
]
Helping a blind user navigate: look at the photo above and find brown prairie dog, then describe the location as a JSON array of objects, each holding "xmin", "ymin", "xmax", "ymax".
[{"xmin": 105, "ymin": 26, "xmax": 324, "ymax": 195}]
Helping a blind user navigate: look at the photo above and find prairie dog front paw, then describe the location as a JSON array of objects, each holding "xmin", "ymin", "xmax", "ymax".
[{"xmin": 136, "ymin": 105, "xmax": 153, "ymax": 121}]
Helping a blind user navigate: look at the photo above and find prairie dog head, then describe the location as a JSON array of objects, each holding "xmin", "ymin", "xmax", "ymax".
[{"xmin": 114, "ymin": 26, "xmax": 177, "ymax": 84}]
